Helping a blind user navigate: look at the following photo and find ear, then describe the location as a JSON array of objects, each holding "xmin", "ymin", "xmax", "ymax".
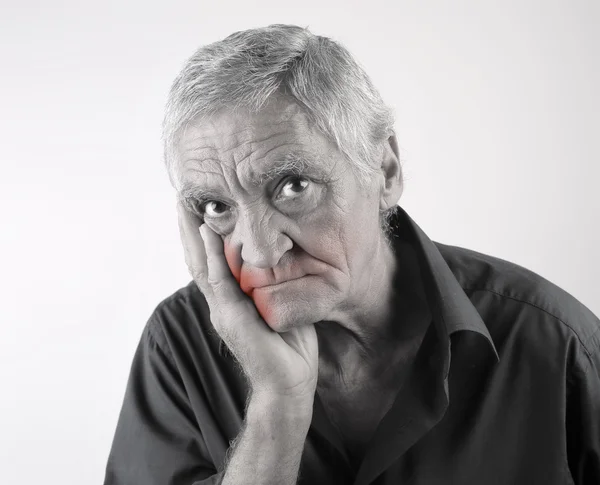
[{"xmin": 379, "ymin": 134, "xmax": 403, "ymax": 211}]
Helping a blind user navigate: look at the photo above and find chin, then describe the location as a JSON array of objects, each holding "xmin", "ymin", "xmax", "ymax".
[{"xmin": 251, "ymin": 277, "xmax": 333, "ymax": 332}]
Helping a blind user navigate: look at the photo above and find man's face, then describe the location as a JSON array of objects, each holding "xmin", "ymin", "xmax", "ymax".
[{"xmin": 175, "ymin": 95, "xmax": 388, "ymax": 332}]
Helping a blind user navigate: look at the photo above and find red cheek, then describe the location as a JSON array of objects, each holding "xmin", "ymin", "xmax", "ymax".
[
  {"xmin": 223, "ymin": 239, "xmax": 273, "ymax": 320},
  {"xmin": 223, "ymin": 238, "xmax": 300, "ymax": 326},
  {"xmin": 252, "ymin": 294, "xmax": 274, "ymax": 323}
]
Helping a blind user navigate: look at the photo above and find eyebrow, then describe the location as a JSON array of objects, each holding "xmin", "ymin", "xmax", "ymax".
[{"xmin": 178, "ymin": 151, "xmax": 329, "ymax": 201}]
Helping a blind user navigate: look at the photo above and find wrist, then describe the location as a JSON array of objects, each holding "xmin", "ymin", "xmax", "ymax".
[{"xmin": 248, "ymin": 391, "xmax": 314, "ymax": 425}]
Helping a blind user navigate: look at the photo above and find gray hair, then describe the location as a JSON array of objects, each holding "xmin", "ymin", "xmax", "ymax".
[{"xmin": 162, "ymin": 24, "xmax": 400, "ymax": 236}]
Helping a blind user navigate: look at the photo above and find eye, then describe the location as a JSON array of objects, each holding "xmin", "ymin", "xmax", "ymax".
[
  {"xmin": 278, "ymin": 176, "xmax": 309, "ymax": 199},
  {"xmin": 204, "ymin": 200, "xmax": 230, "ymax": 218}
]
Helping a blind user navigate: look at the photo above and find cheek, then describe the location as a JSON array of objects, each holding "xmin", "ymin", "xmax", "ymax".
[
  {"xmin": 303, "ymin": 220, "xmax": 349, "ymax": 269},
  {"xmin": 251, "ymin": 293, "xmax": 275, "ymax": 323},
  {"xmin": 223, "ymin": 238, "xmax": 275, "ymax": 322}
]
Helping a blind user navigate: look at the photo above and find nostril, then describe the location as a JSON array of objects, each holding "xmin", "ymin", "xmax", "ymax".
[
  {"xmin": 277, "ymin": 233, "xmax": 294, "ymax": 253},
  {"xmin": 239, "ymin": 231, "xmax": 294, "ymax": 269}
]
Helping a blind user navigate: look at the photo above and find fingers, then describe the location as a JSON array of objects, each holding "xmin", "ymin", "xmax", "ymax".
[
  {"xmin": 176, "ymin": 199, "xmax": 277, "ymax": 365},
  {"xmin": 197, "ymin": 217, "xmax": 278, "ymax": 359},
  {"xmin": 176, "ymin": 201, "xmax": 211, "ymax": 298},
  {"xmin": 200, "ymin": 224, "xmax": 248, "ymax": 307}
]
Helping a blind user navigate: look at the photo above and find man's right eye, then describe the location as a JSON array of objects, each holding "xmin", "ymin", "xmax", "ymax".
[{"xmin": 203, "ymin": 201, "xmax": 230, "ymax": 218}]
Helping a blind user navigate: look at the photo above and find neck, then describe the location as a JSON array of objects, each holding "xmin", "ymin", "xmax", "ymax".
[{"xmin": 315, "ymin": 234, "xmax": 431, "ymax": 390}]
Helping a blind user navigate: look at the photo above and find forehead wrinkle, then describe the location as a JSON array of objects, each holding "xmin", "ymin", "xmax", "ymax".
[
  {"xmin": 185, "ymin": 110, "xmax": 307, "ymax": 150},
  {"xmin": 177, "ymin": 108, "xmax": 328, "ymax": 194},
  {"xmin": 177, "ymin": 167, "xmax": 226, "ymax": 199},
  {"xmin": 181, "ymin": 157, "xmax": 239, "ymax": 178},
  {"xmin": 181, "ymin": 103, "xmax": 311, "ymax": 153},
  {"xmin": 182, "ymin": 121, "xmax": 294, "ymax": 156},
  {"xmin": 180, "ymin": 124, "xmax": 256, "ymax": 150},
  {"xmin": 181, "ymin": 128, "xmax": 291, "ymax": 176},
  {"xmin": 184, "ymin": 166, "xmax": 227, "ymax": 178},
  {"xmin": 180, "ymin": 148, "xmax": 238, "ymax": 174},
  {"xmin": 233, "ymin": 141, "xmax": 300, "ymax": 184},
  {"xmin": 228, "ymin": 124, "xmax": 303, "ymax": 165},
  {"xmin": 179, "ymin": 151, "xmax": 327, "ymax": 202},
  {"xmin": 205, "ymin": 127, "xmax": 310, "ymax": 189}
]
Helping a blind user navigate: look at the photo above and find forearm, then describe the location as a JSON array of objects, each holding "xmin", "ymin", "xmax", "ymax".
[{"xmin": 221, "ymin": 393, "xmax": 313, "ymax": 485}]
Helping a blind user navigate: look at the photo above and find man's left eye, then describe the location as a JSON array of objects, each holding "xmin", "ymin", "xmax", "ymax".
[{"xmin": 278, "ymin": 177, "xmax": 309, "ymax": 199}]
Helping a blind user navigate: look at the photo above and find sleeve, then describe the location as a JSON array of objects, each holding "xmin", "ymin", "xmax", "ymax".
[
  {"xmin": 566, "ymin": 329, "xmax": 600, "ymax": 484},
  {"xmin": 103, "ymin": 320, "xmax": 225, "ymax": 485}
]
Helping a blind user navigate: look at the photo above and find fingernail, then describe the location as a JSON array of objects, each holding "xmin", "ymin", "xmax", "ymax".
[{"xmin": 199, "ymin": 224, "xmax": 205, "ymax": 239}]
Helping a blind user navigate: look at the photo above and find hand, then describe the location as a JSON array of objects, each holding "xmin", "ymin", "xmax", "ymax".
[{"xmin": 176, "ymin": 201, "xmax": 319, "ymax": 403}]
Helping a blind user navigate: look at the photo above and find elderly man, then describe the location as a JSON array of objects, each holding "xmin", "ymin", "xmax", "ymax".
[{"xmin": 104, "ymin": 25, "xmax": 600, "ymax": 485}]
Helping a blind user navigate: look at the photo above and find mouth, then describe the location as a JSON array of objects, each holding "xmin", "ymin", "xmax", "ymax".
[
  {"xmin": 245, "ymin": 275, "xmax": 312, "ymax": 300},
  {"xmin": 256, "ymin": 275, "xmax": 306, "ymax": 290}
]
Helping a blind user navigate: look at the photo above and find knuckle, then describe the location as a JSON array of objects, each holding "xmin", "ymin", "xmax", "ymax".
[
  {"xmin": 191, "ymin": 267, "xmax": 208, "ymax": 283},
  {"xmin": 222, "ymin": 300, "xmax": 256, "ymax": 324},
  {"xmin": 192, "ymin": 279, "xmax": 210, "ymax": 299},
  {"xmin": 213, "ymin": 300, "xmax": 248, "ymax": 329},
  {"xmin": 191, "ymin": 270, "xmax": 211, "ymax": 296},
  {"xmin": 206, "ymin": 274, "xmax": 221, "ymax": 288}
]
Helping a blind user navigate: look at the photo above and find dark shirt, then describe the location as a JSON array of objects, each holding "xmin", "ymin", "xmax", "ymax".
[{"xmin": 104, "ymin": 206, "xmax": 600, "ymax": 485}]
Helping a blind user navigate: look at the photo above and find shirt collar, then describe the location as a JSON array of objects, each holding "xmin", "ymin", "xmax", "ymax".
[
  {"xmin": 389, "ymin": 206, "xmax": 500, "ymax": 363},
  {"xmin": 309, "ymin": 206, "xmax": 501, "ymax": 482}
]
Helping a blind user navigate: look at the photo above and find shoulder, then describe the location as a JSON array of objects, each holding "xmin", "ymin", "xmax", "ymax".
[
  {"xmin": 142, "ymin": 280, "xmax": 223, "ymax": 361},
  {"xmin": 436, "ymin": 242, "xmax": 600, "ymax": 367},
  {"xmin": 149, "ymin": 280, "xmax": 208, "ymax": 326}
]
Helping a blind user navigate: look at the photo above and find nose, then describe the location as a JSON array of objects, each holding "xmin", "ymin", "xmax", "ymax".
[{"xmin": 234, "ymin": 213, "xmax": 293, "ymax": 269}]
